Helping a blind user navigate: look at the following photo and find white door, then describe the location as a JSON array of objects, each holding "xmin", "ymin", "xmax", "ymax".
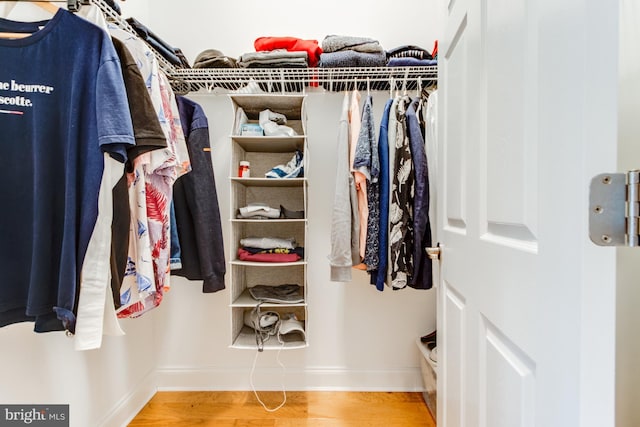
[{"xmin": 437, "ymin": 0, "xmax": 620, "ymax": 426}]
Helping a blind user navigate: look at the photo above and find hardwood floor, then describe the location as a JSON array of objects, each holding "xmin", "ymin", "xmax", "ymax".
[{"xmin": 128, "ymin": 391, "xmax": 436, "ymax": 426}]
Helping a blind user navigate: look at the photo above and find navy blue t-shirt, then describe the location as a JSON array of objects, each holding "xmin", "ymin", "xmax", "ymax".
[{"xmin": 0, "ymin": 10, "xmax": 135, "ymax": 332}]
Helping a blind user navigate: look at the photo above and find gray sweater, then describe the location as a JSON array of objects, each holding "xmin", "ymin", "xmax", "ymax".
[{"xmin": 321, "ymin": 35, "xmax": 384, "ymax": 53}]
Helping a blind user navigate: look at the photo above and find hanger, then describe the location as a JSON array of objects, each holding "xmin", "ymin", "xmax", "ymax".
[
  {"xmin": 402, "ymin": 69, "xmax": 409, "ymax": 96},
  {"xmin": 0, "ymin": 0, "xmax": 59, "ymax": 14},
  {"xmin": 0, "ymin": 0, "xmax": 86, "ymax": 13},
  {"xmin": 0, "ymin": 1, "xmax": 60, "ymax": 39},
  {"xmin": 68, "ymin": 0, "xmax": 92, "ymax": 12},
  {"xmin": 0, "ymin": 0, "xmax": 90, "ymax": 39}
]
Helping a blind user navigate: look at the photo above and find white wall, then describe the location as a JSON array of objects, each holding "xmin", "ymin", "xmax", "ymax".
[
  {"xmin": 0, "ymin": 1, "xmax": 440, "ymax": 425},
  {"xmin": 0, "ymin": 319, "xmax": 157, "ymax": 427},
  {"xmin": 137, "ymin": 0, "xmax": 443, "ymax": 64}
]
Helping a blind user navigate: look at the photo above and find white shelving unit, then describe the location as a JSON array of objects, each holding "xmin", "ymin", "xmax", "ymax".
[{"xmin": 228, "ymin": 94, "xmax": 309, "ymax": 350}]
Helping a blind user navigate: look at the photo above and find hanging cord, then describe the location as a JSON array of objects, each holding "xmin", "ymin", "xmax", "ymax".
[
  {"xmin": 249, "ymin": 301, "xmax": 280, "ymax": 352},
  {"xmin": 249, "ymin": 340, "xmax": 287, "ymax": 412}
]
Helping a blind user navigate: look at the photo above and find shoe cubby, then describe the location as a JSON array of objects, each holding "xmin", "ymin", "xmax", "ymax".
[{"xmin": 228, "ymin": 94, "xmax": 308, "ymax": 350}]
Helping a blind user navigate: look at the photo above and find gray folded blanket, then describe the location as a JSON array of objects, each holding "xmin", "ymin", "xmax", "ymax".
[
  {"xmin": 249, "ymin": 284, "xmax": 304, "ymax": 303},
  {"xmin": 321, "ymin": 34, "xmax": 384, "ymax": 53},
  {"xmin": 238, "ymin": 49, "xmax": 308, "ymax": 67},
  {"xmin": 319, "ymin": 51, "xmax": 387, "ymax": 68}
]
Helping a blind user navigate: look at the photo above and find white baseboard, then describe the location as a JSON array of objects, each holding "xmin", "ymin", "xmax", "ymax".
[
  {"xmin": 156, "ymin": 366, "xmax": 424, "ymax": 392},
  {"xmin": 97, "ymin": 371, "xmax": 158, "ymax": 427}
]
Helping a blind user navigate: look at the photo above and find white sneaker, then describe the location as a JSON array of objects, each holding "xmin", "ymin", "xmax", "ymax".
[
  {"xmin": 278, "ymin": 313, "xmax": 306, "ymax": 343},
  {"xmin": 429, "ymin": 347, "xmax": 438, "ymax": 364},
  {"xmin": 265, "ymin": 150, "xmax": 304, "ymax": 178}
]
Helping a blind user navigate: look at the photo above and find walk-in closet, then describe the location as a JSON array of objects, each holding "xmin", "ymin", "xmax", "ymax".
[{"xmin": 1, "ymin": 1, "xmax": 638, "ymax": 426}]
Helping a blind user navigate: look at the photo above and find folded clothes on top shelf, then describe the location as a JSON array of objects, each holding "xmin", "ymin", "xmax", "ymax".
[
  {"xmin": 254, "ymin": 37, "xmax": 323, "ymax": 67},
  {"xmin": 386, "ymin": 44, "xmax": 433, "ymax": 60},
  {"xmin": 193, "ymin": 49, "xmax": 238, "ymax": 68},
  {"xmin": 387, "ymin": 57, "xmax": 438, "ymax": 67},
  {"xmin": 319, "ymin": 50, "xmax": 387, "ymax": 68},
  {"xmin": 321, "ymin": 34, "xmax": 384, "ymax": 54},
  {"xmin": 238, "ymin": 50, "xmax": 309, "ymax": 68}
]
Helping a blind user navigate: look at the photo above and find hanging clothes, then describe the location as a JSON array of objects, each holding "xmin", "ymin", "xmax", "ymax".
[
  {"xmin": 108, "ymin": 39, "xmax": 168, "ymax": 310},
  {"xmin": 149, "ymin": 70, "xmax": 191, "ymax": 295},
  {"xmin": 389, "ymin": 96, "xmax": 415, "ymax": 290},
  {"xmin": 424, "ymin": 90, "xmax": 438, "ymax": 244},
  {"xmin": 354, "ymin": 95, "xmax": 380, "ymax": 274},
  {"xmin": 74, "ymin": 33, "xmax": 168, "ymax": 351},
  {"xmin": 71, "ymin": 5, "xmax": 169, "ymax": 350},
  {"xmin": 406, "ymin": 97, "xmax": 433, "ymax": 290},
  {"xmin": 348, "ymin": 90, "xmax": 363, "ymax": 268},
  {"xmin": 0, "ymin": 9, "xmax": 134, "ymax": 332},
  {"xmin": 171, "ymin": 95, "xmax": 226, "ymax": 293},
  {"xmin": 109, "ymin": 24, "xmax": 191, "ymax": 319},
  {"xmin": 372, "ymin": 98, "xmax": 393, "ymax": 291},
  {"xmin": 328, "ymin": 92, "xmax": 355, "ymax": 282},
  {"xmin": 349, "ymin": 90, "xmax": 369, "ymax": 269}
]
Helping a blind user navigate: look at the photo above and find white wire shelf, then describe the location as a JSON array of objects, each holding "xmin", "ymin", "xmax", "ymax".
[
  {"xmin": 168, "ymin": 66, "xmax": 438, "ymax": 94},
  {"xmin": 92, "ymin": 0, "xmax": 438, "ymax": 94}
]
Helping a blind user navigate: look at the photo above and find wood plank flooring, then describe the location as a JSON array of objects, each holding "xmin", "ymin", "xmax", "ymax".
[{"xmin": 128, "ymin": 391, "xmax": 436, "ymax": 426}]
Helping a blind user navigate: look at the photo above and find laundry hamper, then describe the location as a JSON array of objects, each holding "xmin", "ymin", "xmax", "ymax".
[{"xmin": 416, "ymin": 337, "xmax": 437, "ymax": 420}]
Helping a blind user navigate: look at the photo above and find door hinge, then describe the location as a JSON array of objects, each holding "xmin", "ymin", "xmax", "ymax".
[{"xmin": 589, "ymin": 171, "xmax": 640, "ymax": 246}]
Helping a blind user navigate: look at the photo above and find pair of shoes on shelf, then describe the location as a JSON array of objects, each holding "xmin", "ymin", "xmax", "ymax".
[
  {"xmin": 265, "ymin": 149, "xmax": 304, "ymax": 179},
  {"xmin": 429, "ymin": 347, "xmax": 438, "ymax": 364},
  {"xmin": 421, "ymin": 330, "xmax": 437, "ymax": 350},
  {"xmin": 278, "ymin": 313, "xmax": 306, "ymax": 344},
  {"xmin": 244, "ymin": 306, "xmax": 306, "ymax": 349}
]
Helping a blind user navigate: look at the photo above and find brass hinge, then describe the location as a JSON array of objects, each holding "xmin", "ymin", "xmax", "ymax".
[{"xmin": 589, "ymin": 171, "xmax": 640, "ymax": 246}]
